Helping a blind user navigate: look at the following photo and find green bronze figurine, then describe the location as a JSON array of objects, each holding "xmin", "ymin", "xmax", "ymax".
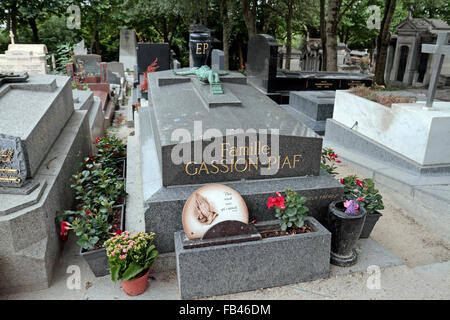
[{"xmin": 174, "ymin": 65, "xmax": 228, "ymax": 94}]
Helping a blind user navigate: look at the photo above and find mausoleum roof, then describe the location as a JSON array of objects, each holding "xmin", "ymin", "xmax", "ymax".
[{"xmin": 395, "ymin": 18, "xmax": 450, "ymax": 33}]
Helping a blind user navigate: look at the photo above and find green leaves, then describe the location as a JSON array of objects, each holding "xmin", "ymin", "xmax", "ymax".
[
  {"xmin": 121, "ymin": 262, "xmax": 146, "ymax": 281},
  {"xmin": 269, "ymin": 189, "xmax": 309, "ymax": 231},
  {"xmin": 341, "ymin": 175, "xmax": 384, "ymax": 214}
]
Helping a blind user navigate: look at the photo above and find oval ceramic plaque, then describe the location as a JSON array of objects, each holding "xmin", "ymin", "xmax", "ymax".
[{"xmin": 182, "ymin": 184, "xmax": 249, "ymax": 239}]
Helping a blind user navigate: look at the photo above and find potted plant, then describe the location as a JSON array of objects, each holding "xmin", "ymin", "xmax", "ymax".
[
  {"xmin": 104, "ymin": 231, "xmax": 159, "ymax": 296},
  {"xmin": 328, "ymin": 199, "xmax": 366, "ymax": 267},
  {"xmin": 340, "ymin": 175, "xmax": 384, "ymax": 238},
  {"xmin": 94, "ymin": 135, "xmax": 127, "ymax": 176},
  {"xmin": 56, "ymin": 135, "xmax": 128, "ymax": 276},
  {"xmin": 320, "ymin": 147, "xmax": 341, "ymax": 176},
  {"xmin": 58, "ymin": 203, "xmax": 125, "ymax": 277}
]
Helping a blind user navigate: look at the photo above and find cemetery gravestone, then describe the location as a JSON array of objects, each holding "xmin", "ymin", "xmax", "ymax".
[
  {"xmin": 73, "ymin": 40, "xmax": 88, "ymax": 55},
  {"xmin": 136, "ymin": 43, "xmax": 170, "ymax": 75},
  {"xmin": 281, "ymin": 91, "xmax": 336, "ymax": 135},
  {"xmin": 134, "ymin": 68, "xmax": 343, "ymax": 254},
  {"xmin": 247, "ymin": 34, "xmax": 372, "ymax": 104},
  {"xmin": 212, "ymin": 49, "xmax": 225, "ymax": 71},
  {"xmin": 421, "ymin": 32, "xmax": 450, "ymax": 108},
  {"xmin": 0, "ymin": 44, "xmax": 49, "ymax": 75},
  {"xmin": 119, "ymin": 29, "xmax": 137, "ymax": 71},
  {"xmin": 0, "ymin": 74, "xmax": 91, "ymax": 293}
]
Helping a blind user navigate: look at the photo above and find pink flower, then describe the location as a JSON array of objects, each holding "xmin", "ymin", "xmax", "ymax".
[
  {"xmin": 123, "ymin": 248, "xmax": 127, "ymax": 253},
  {"xmin": 358, "ymin": 197, "xmax": 365, "ymax": 202},
  {"xmin": 120, "ymin": 255, "xmax": 126, "ymax": 259},
  {"xmin": 111, "ymin": 252, "xmax": 115, "ymax": 256}
]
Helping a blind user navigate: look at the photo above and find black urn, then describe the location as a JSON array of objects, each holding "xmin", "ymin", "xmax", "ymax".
[{"xmin": 190, "ymin": 32, "xmax": 211, "ymax": 68}]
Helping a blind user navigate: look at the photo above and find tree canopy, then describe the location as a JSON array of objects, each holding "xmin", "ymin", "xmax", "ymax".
[{"xmin": 0, "ymin": 0, "xmax": 448, "ymax": 72}]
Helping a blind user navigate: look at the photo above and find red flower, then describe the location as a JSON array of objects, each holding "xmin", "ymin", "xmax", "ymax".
[
  {"xmin": 84, "ymin": 209, "xmax": 92, "ymax": 216},
  {"xmin": 94, "ymin": 136, "xmax": 102, "ymax": 144},
  {"xmin": 112, "ymin": 151, "xmax": 118, "ymax": 155},
  {"xmin": 115, "ymin": 229, "xmax": 122, "ymax": 236},
  {"xmin": 267, "ymin": 193, "xmax": 286, "ymax": 210},
  {"xmin": 336, "ymin": 160, "xmax": 342, "ymax": 163},
  {"xmin": 60, "ymin": 221, "xmax": 69, "ymax": 241},
  {"xmin": 356, "ymin": 180, "xmax": 364, "ymax": 187},
  {"xmin": 340, "ymin": 179, "xmax": 344, "ymax": 184},
  {"xmin": 358, "ymin": 197, "xmax": 365, "ymax": 202}
]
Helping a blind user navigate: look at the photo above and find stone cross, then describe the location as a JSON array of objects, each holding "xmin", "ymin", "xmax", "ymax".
[
  {"xmin": 9, "ymin": 31, "xmax": 15, "ymax": 44},
  {"xmin": 421, "ymin": 32, "xmax": 450, "ymax": 108}
]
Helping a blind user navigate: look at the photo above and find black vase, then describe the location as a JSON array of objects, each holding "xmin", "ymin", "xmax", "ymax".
[
  {"xmin": 328, "ymin": 200, "xmax": 366, "ymax": 267},
  {"xmin": 359, "ymin": 210, "xmax": 382, "ymax": 239},
  {"xmin": 190, "ymin": 32, "xmax": 211, "ymax": 68}
]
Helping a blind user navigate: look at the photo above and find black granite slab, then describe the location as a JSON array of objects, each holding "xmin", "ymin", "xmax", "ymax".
[
  {"xmin": 246, "ymin": 34, "xmax": 372, "ymax": 103},
  {"xmin": 137, "ymin": 43, "xmax": 170, "ymax": 75},
  {"xmin": 146, "ymin": 69, "xmax": 323, "ymax": 187}
]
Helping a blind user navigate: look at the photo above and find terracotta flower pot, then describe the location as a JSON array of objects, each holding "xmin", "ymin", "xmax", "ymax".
[{"xmin": 121, "ymin": 269, "xmax": 150, "ymax": 296}]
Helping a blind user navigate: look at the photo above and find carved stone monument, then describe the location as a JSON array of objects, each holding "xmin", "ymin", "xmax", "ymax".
[
  {"xmin": 0, "ymin": 44, "xmax": 49, "ymax": 74},
  {"xmin": 0, "ymin": 74, "xmax": 91, "ymax": 293},
  {"xmin": 130, "ymin": 68, "xmax": 343, "ymax": 254}
]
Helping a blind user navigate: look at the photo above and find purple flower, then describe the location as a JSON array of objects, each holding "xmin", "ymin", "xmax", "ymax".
[{"xmin": 344, "ymin": 200, "xmax": 359, "ymax": 214}]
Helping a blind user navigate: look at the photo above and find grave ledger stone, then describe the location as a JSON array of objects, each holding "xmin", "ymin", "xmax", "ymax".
[
  {"xmin": 246, "ymin": 34, "xmax": 372, "ymax": 104},
  {"xmin": 133, "ymin": 68, "xmax": 343, "ymax": 253},
  {"xmin": 0, "ymin": 74, "xmax": 92, "ymax": 294}
]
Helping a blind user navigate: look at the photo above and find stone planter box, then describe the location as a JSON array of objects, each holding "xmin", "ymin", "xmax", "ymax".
[
  {"xmin": 360, "ymin": 211, "xmax": 382, "ymax": 239},
  {"xmin": 80, "ymin": 204, "xmax": 125, "ymax": 277},
  {"xmin": 174, "ymin": 217, "xmax": 331, "ymax": 299},
  {"xmin": 332, "ymin": 90, "xmax": 450, "ymax": 166}
]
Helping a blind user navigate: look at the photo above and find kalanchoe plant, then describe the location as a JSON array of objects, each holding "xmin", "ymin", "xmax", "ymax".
[
  {"xmin": 340, "ymin": 175, "xmax": 384, "ymax": 214},
  {"xmin": 321, "ymin": 148, "xmax": 341, "ymax": 176},
  {"xmin": 104, "ymin": 231, "xmax": 159, "ymax": 282},
  {"xmin": 267, "ymin": 189, "xmax": 309, "ymax": 231}
]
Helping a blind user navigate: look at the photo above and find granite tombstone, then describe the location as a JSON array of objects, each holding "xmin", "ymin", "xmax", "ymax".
[
  {"xmin": 136, "ymin": 43, "xmax": 170, "ymax": 75},
  {"xmin": 247, "ymin": 34, "xmax": 372, "ymax": 104},
  {"xmin": 132, "ymin": 68, "xmax": 343, "ymax": 254},
  {"xmin": 0, "ymin": 74, "xmax": 91, "ymax": 294}
]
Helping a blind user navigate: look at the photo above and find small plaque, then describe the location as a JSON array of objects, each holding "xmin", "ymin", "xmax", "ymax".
[
  {"xmin": 182, "ymin": 184, "xmax": 249, "ymax": 240},
  {"xmin": 0, "ymin": 134, "xmax": 27, "ymax": 188}
]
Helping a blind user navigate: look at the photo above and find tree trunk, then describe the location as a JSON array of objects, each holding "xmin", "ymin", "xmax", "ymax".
[
  {"xmin": 326, "ymin": 0, "xmax": 341, "ymax": 71},
  {"xmin": 220, "ymin": 0, "xmax": 230, "ymax": 70},
  {"xmin": 241, "ymin": 0, "xmax": 256, "ymax": 40},
  {"xmin": 9, "ymin": 5, "xmax": 20, "ymax": 43},
  {"xmin": 237, "ymin": 35, "xmax": 244, "ymax": 67},
  {"xmin": 285, "ymin": 0, "xmax": 294, "ymax": 70},
  {"xmin": 320, "ymin": 0, "xmax": 327, "ymax": 70},
  {"xmin": 262, "ymin": 0, "xmax": 275, "ymax": 34},
  {"xmin": 375, "ymin": 0, "xmax": 397, "ymax": 85},
  {"xmin": 92, "ymin": 29, "xmax": 100, "ymax": 54},
  {"xmin": 203, "ymin": 0, "xmax": 209, "ymax": 26},
  {"xmin": 28, "ymin": 18, "xmax": 40, "ymax": 43}
]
